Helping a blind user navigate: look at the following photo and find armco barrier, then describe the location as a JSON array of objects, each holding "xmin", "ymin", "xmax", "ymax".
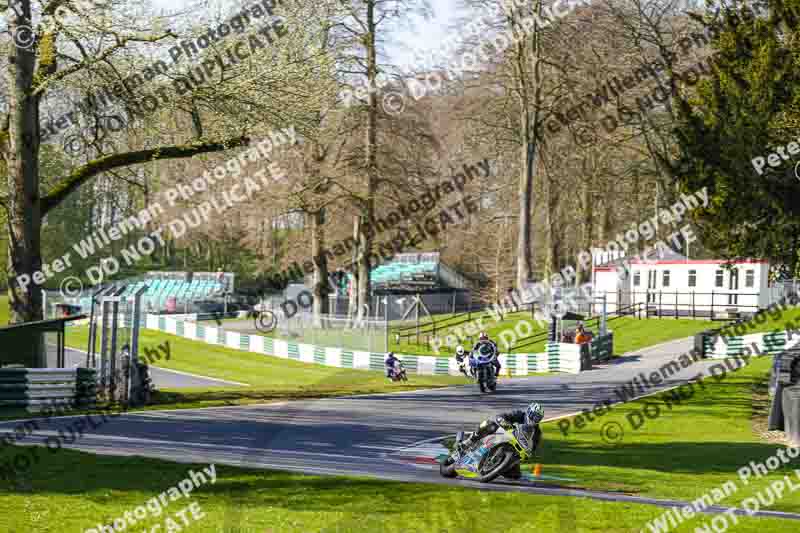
[
  {"xmin": 144, "ymin": 314, "xmax": 599, "ymax": 375},
  {"xmin": 703, "ymin": 330, "xmax": 800, "ymax": 359},
  {"xmin": 0, "ymin": 368, "xmax": 96, "ymax": 410}
]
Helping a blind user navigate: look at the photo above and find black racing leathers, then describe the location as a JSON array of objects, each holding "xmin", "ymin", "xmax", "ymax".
[
  {"xmin": 473, "ymin": 340, "xmax": 501, "ymax": 376},
  {"xmin": 470, "ymin": 410, "xmax": 541, "ymax": 451}
]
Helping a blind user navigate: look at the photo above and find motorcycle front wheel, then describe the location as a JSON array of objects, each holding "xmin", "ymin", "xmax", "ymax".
[{"xmin": 478, "ymin": 444, "xmax": 516, "ymax": 483}]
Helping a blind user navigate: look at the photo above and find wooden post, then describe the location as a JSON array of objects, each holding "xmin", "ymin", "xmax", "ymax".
[
  {"xmin": 415, "ymin": 293, "xmax": 420, "ymax": 345},
  {"xmin": 692, "ymin": 291, "xmax": 695, "ymax": 319},
  {"xmin": 711, "ymin": 291, "xmax": 715, "ymax": 320},
  {"xmin": 676, "ymin": 290, "xmax": 679, "ymax": 319}
]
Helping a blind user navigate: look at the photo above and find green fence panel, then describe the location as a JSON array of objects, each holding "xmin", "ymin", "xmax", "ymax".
[
  {"xmin": 547, "ymin": 342, "xmax": 560, "ymax": 371},
  {"xmin": 401, "ymin": 355, "xmax": 418, "ymax": 373},
  {"xmin": 369, "ymin": 353, "xmax": 385, "ymax": 371},
  {"xmin": 764, "ymin": 331, "xmax": 786, "ymax": 355},
  {"xmin": 314, "ymin": 347, "xmax": 326, "ymax": 365},
  {"xmin": 340, "ymin": 350, "xmax": 354, "ymax": 368},
  {"xmin": 287, "ymin": 342, "xmax": 300, "ymax": 360}
]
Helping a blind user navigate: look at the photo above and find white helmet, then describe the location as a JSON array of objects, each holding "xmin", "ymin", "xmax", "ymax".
[{"xmin": 456, "ymin": 345, "xmax": 465, "ymax": 356}]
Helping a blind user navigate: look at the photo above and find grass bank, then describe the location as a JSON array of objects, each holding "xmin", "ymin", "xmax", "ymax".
[
  {"xmin": 392, "ymin": 315, "xmax": 715, "ymax": 356},
  {"xmin": 535, "ymin": 355, "xmax": 800, "ymax": 518},
  {"xmin": 0, "ymin": 446, "xmax": 796, "ymax": 533},
  {"xmin": 61, "ymin": 327, "xmax": 468, "ymax": 412},
  {"xmin": 0, "ymin": 295, "xmax": 8, "ymax": 326},
  {"xmin": 716, "ymin": 305, "xmax": 800, "ymax": 337}
]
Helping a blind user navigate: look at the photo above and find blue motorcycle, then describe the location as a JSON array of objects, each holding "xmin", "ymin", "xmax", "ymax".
[{"xmin": 470, "ymin": 345, "xmax": 498, "ymax": 393}]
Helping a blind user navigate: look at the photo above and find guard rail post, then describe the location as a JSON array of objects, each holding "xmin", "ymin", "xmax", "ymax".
[{"xmin": 769, "ymin": 346, "xmax": 800, "ymax": 445}]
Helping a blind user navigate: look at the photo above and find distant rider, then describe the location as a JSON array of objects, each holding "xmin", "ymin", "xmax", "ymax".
[
  {"xmin": 455, "ymin": 345, "xmax": 471, "ymax": 377},
  {"xmin": 385, "ymin": 352, "xmax": 400, "ymax": 378},
  {"xmin": 472, "ymin": 332, "xmax": 501, "ymax": 377},
  {"xmin": 461, "ymin": 402, "xmax": 544, "ymax": 479}
]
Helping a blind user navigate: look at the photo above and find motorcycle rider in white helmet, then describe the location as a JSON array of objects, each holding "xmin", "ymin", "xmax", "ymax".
[{"xmin": 455, "ymin": 345, "xmax": 471, "ymax": 377}]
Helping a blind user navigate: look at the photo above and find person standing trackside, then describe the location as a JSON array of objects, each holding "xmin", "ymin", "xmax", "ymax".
[{"xmin": 575, "ymin": 323, "xmax": 591, "ymax": 344}]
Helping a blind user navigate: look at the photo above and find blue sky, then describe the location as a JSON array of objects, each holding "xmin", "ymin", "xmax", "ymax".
[
  {"xmin": 150, "ymin": 0, "xmax": 462, "ymax": 71},
  {"xmin": 388, "ymin": 0, "xmax": 462, "ymax": 68}
]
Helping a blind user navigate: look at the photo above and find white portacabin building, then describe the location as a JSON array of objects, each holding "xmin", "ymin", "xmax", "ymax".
[{"xmin": 592, "ymin": 249, "xmax": 780, "ymax": 317}]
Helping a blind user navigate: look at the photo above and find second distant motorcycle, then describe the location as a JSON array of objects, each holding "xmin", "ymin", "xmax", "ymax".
[
  {"xmin": 389, "ymin": 360, "xmax": 408, "ymax": 382},
  {"xmin": 455, "ymin": 345, "xmax": 474, "ymax": 379},
  {"xmin": 470, "ymin": 344, "xmax": 497, "ymax": 393}
]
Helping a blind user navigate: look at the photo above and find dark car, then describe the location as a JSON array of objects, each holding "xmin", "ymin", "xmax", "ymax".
[{"xmin": 195, "ymin": 300, "xmax": 225, "ymax": 314}]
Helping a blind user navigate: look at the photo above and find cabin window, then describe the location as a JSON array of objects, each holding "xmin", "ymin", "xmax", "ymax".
[
  {"xmin": 746, "ymin": 269, "xmax": 755, "ymax": 288},
  {"xmin": 688, "ymin": 270, "xmax": 696, "ymax": 287},
  {"xmin": 662, "ymin": 270, "xmax": 670, "ymax": 288},
  {"xmin": 633, "ymin": 271, "xmax": 640, "ymax": 287},
  {"xmin": 715, "ymin": 270, "xmax": 724, "ymax": 288}
]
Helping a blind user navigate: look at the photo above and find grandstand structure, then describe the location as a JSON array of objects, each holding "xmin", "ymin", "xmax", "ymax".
[
  {"xmin": 323, "ymin": 253, "xmax": 476, "ymax": 320},
  {"xmin": 63, "ymin": 272, "xmax": 235, "ymax": 316},
  {"xmin": 371, "ymin": 252, "xmax": 470, "ymax": 291}
]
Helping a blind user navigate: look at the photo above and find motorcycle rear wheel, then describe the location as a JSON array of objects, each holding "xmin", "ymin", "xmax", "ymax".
[{"xmin": 478, "ymin": 444, "xmax": 516, "ymax": 483}]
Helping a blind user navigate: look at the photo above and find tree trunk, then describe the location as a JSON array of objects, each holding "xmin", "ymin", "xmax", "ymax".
[
  {"xmin": 543, "ymin": 173, "xmax": 557, "ymax": 280},
  {"xmin": 6, "ymin": 1, "xmax": 44, "ymax": 326},
  {"xmin": 348, "ymin": 216, "xmax": 360, "ymax": 319},
  {"xmin": 578, "ymin": 172, "xmax": 594, "ymax": 284},
  {"xmin": 357, "ymin": 0, "xmax": 378, "ymax": 323},
  {"xmin": 514, "ymin": 1, "xmax": 544, "ymax": 290},
  {"xmin": 310, "ymin": 209, "xmax": 330, "ymax": 326}
]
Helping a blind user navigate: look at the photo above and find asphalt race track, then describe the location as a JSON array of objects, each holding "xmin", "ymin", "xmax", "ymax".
[{"xmin": 5, "ymin": 337, "xmax": 800, "ymax": 521}]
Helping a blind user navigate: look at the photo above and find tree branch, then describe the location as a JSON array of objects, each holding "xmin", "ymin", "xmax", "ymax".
[{"xmin": 41, "ymin": 135, "xmax": 250, "ymax": 214}]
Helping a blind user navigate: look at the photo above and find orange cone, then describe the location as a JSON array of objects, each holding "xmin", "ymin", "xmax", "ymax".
[{"xmin": 533, "ymin": 463, "xmax": 542, "ymax": 477}]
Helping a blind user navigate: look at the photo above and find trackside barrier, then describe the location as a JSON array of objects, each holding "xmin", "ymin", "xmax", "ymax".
[
  {"xmin": 0, "ymin": 368, "xmax": 97, "ymax": 411},
  {"xmin": 542, "ymin": 333, "xmax": 615, "ymax": 373},
  {"xmin": 701, "ymin": 330, "xmax": 800, "ymax": 359},
  {"xmin": 144, "ymin": 315, "xmax": 608, "ymax": 375}
]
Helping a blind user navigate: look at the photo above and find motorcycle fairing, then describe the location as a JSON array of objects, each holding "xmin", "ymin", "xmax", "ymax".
[{"xmin": 454, "ymin": 436, "xmax": 495, "ymax": 477}]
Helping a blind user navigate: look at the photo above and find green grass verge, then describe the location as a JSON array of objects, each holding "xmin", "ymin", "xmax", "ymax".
[
  {"xmin": 62, "ymin": 327, "xmax": 468, "ymax": 412},
  {"xmin": 0, "ymin": 446, "xmax": 795, "ymax": 533},
  {"xmin": 717, "ymin": 305, "xmax": 800, "ymax": 337},
  {"xmin": 0, "ymin": 294, "xmax": 8, "ymax": 326},
  {"xmin": 536, "ymin": 355, "xmax": 800, "ymax": 517},
  {"xmin": 392, "ymin": 315, "xmax": 715, "ymax": 356}
]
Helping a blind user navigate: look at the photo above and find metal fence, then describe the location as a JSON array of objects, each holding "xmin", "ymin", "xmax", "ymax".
[
  {"xmin": 274, "ymin": 311, "xmax": 389, "ymax": 353},
  {"xmin": 595, "ymin": 289, "xmax": 798, "ymax": 320}
]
